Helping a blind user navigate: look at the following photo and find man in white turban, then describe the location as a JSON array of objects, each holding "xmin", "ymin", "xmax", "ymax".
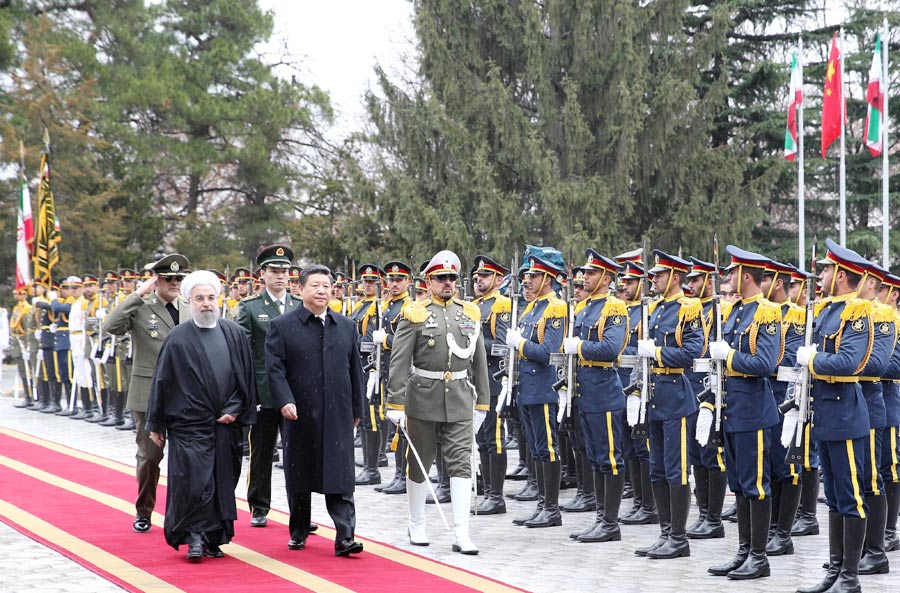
[{"xmin": 146, "ymin": 270, "xmax": 258, "ymax": 562}]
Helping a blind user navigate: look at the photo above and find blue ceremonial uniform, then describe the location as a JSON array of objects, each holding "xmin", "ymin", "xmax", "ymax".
[
  {"xmin": 717, "ymin": 294, "xmax": 782, "ymax": 499},
  {"xmin": 858, "ymin": 302, "xmax": 895, "ymax": 498},
  {"xmin": 880, "ymin": 317, "xmax": 900, "ymax": 487},
  {"xmin": 474, "ymin": 291, "xmax": 510, "ymax": 454},
  {"xmin": 688, "ymin": 297, "xmax": 726, "ymax": 473},
  {"xmin": 351, "ymin": 295, "xmax": 383, "ymax": 431},
  {"xmin": 574, "ymin": 294, "xmax": 627, "ymax": 474},
  {"xmin": 620, "ymin": 300, "xmax": 650, "ymax": 463},
  {"xmin": 516, "ymin": 292, "xmax": 566, "ymax": 462}
]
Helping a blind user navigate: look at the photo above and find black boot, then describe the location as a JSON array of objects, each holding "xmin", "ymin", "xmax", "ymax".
[
  {"xmin": 100, "ymin": 391, "xmax": 125, "ymax": 426},
  {"xmin": 857, "ymin": 494, "xmax": 889, "ymax": 575},
  {"xmin": 691, "ymin": 468, "xmax": 726, "ymax": 538},
  {"xmin": 636, "ymin": 481, "xmax": 671, "ymax": 556},
  {"xmin": 513, "ymin": 462, "xmax": 544, "ymax": 525},
  {"xmin": 512, "ymin": 457, "xmax": 539, "ymax": 501},
  {"xmin": 44, "ymin": 383, "xmax": 63, "ymax": 414},
  {"xmin": 728, "ymin": 497, "xmax": 771, "ymax": 579},
  {"xmin": 620, "ymin": 457, "xmax": 643, "ymax": 521},
  {"xmin": 70, "ymin": 388, "xmax": 92, "ymax": 420},
  {"xmin": 622, "ymin": 460, "xmax": 657, "ymax": 525},
  {"xmin": 722, "ymin": 500, "xmax": 738, "ymax": 522},
  {"xmin": 526, "ymin": 461, "xmax": 562, "ymax": 527},
  {"xmin": 355, "ymin": 430, "xmax": 381, "ymax": 485},
  {"xmin": 117, "ymin": 409, "xmax": 136, "ymax": 431},
  {"xmin": 560, "ymin": 450, "xmax": 584, "ymax": 511},
  {"xmin": 13, "ymin": 394, "xmax": 32, "ymax": 409},
  {"xmin": 508, "ymin": 427, "xmax": 529, "ymax": 480},
  {"xmin": 792, "ymin": 469, "xmax": 821, "ymax": 536},
  {"xmin": 709, "ymin": 495, "xmax": 750, "ymax": 576},
  {"xmin": 824, "ymin": 516, "xmax": 866, "ymax": 593},
  {"xmin": 767, "ymin": 480, "xmax": 800, "ymax": 555},
  {"xmin": 622, "ymin": 462, "xmax": 634, "ymax": 499},
  {"xmin": 647, "ymin": 483, "xmax": 690, "ymax": 559},
  {"xmin": 377, "ymin": 434, "xmax": 403, "ymax": 492},
  {"xmin": 687, "ymin": 465, "xmax": 708, "ymax": 535},
  {"xmin": 885, "ymin": 480, "xmax": 900, "ymax": 552},
  {"xmin": 474, "ymin": 450, "xmax": 491, "ymax": 504},
  {"xmin": 578, "ymin": 472, "xmax": 623, "ymax": 543},
  {"xmin": 477, "ymin": 453, "xmax": 507, "ymax": 515},
  {"xmin": 427, "ymin": 452, "xmax": 451, "ymax": 503},
  {"xmin": 382, "ymin": 435, "xmax": 408, "ymax": 494},
  {"xmin": 797, "ymin": 511, "xmax": 842, "ymax": 593},
  {"xmin": 88, "ymin": 389, "xmax": 110, "ymax": 423}
]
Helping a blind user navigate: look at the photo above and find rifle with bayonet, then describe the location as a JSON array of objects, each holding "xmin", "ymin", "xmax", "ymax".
[
  {"xmin": 631, "ymin": 241, "xmax": 652, "ymax": 440},
  {"xmin": 692, "ymin": 235, "xmax": 725, "ymax": 448},
  {"xmin": 778, "ymin": 242, "xmax": 817, "ymax": 463},
  {"xmin": 552, "ymin": 256, "xmax": 576, "ymax": 427},
  {"xmin": 494, "ymin": 249, "xmax": 519, "ymax": 417}
]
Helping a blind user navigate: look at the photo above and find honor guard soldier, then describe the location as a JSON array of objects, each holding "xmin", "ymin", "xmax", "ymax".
[
  {"xmin": 683, "ymin": 257, "xmax": 728, "ymax": 541},
  {"xmin": 563, "ymin": 249, "xmax": 628, "ymax": 542},
  {"xmin": 413, "ymin": 276, "xmax": 428, "ymax": 301},
  {"xmin": 331, "ymin": 272, "xmax": 348, "ymax": 314},
  {"xmin": 616, "ymin": 257, "xmax": 658, "ymax": 526},
  {"xmin": 37, "ymin": 277, "xmax": 80, "ymax": 416},
  {"xmin": 97, "ymin": 271, "xmax": 125, "ymax": 427},
  {"xmin": 878, "ymin": 272, "xmax": 900, "ymax": 553},
  {"xmin": 506, "ymin": 249, "xmax": 568, "ymax": 529},
  {"xmin": 759, "ymin": 259, "xmax": 806, "ymax": 556},
  {"xmin": 11, "ymin": 287, "xmax": 35, "ymax": 408},
  {"xmin": 352, "ymin": 264, "xmax": 387, "ymax": 485},
  {"xmin": 852, "ymin": 260, "xmax": 896, "ymax": 575},
  {"xmin": 32, "ymin": 281, "xmax": 57, "ymax": 412},
  {"xmin": 209, "ymin": 269, "xmax": 228, "ymax": 315},
  {"xmin": 111, "ymin": 268, "xmax": 138, "ymax": 430},
  {"xmin": 103, "ymin": 254, "xmax": 191, "ymax": 532},
  {"xmin": 237, "ymin": 245, "xmax": 300, "ymax": 528},
  {"xmin": 82, "ymin": 274, "xmax": 108, "ymax": 422},
  {"xmin": 288, "ymin": 266, "xmax": 302, "ymax": 297},
  {"xmin": 471, "ymin": 255, "xmax": 512, "ymax": 514},
  {"xmin": 632, "ymin": 250, "xmax": 703, "ymax": 560},
  {"xmin": 703, "ymin": 247, "xmax": 783, "ymax": 580},
  {"xmin": 385, "ymin": 250, "xmax": 491, "ymax": 554},
  {"xmin": 373, "ymin": 261, "xmax": 414, "ymax": 495},
  {"xmin": 233, "ymin": 267, "xmax": 253, "ymax": 300},
  {"xmin": 795, "ymin": 239, "xmax": 873, "ymax": 593}
]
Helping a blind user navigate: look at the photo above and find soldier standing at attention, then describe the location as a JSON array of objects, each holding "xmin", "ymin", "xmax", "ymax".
[
  {"xmin": 237, "ymin": 245, "xmax": 299, "ymax": 528},
  {"xmin": 795, "ymin": 239, "xmax": 873, "ymax": 593},
  {"xmin": 386, "ymin": 250, "xmax": 491, "ymax": 555},
  {"xmin": 632, "ymin": 250, "xmax": 702, "ymax": 560}
]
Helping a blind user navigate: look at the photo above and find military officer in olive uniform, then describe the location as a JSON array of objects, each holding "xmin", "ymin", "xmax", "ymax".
[
  {"xmin": 11, "ymin": 287, "xmax": 35, "ymax": 408},
  {"xmin": 237, "ymin": 245, "xmax": 300, "ymax": 527},
  {"xmin": 386, "ymin": 250, "xmax": 491, "ymax": 555},
  {"xmin": 103, "ymin": 254, "xmax": 191, "ymax": 533}
]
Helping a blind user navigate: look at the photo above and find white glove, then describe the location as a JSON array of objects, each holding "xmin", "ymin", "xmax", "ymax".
[
  {"xmin": 563, "ymin": 337, "xmax": 581, "ymax": 355},
  {"xmin": 637, "ymin": 339, "xmax": 656, "ymax": 359},
  {"xmin": 626, "ymin": 394, "xmax": 641, "ymax": 426},
  {"xmin": 47, "ymin": 291, "xmax": 58, "ymax": 301},
  {"xmin": 100, "ymin": 343, "xmax": 113, "ymax": 364},
  {"xmin": 495, "ymin": 377, "xmax": 510, "ymax": 413},
  {"xmin": 473, "ymin": 409, "xmax": 487, "ymax": 433},
  {"xmin": 372, "ymin": 328, "xmax": 387, "ymax": 345},
  {"xmin": 796, "ymin": 345, "xmax": 816, "ymax": 367},
  {"xmin": 49, "ymin": 323, "xmax": 58, "ymax": 334},
  {"xmin": 780, "ymin": 408, "xmax": 799, "ymax": 448},
  {"xmin": 96, "ymin": 309, "xmax": 107, "ymax": 320},
  {"xmin": 365, "ymin": 369, "xmax": 379, "ymax": 401},
  {"xmin": 709, "ymin": 341, "xmax": 732, "ymax": 361},
  {"xmin": 22, "ymin": 350, "xmax": 31, "ymax": 362},
  {"xmin": 34, "ymin": 329, "xmax": 42, "ymax": 340},
  {"xmin": 556, "ymin": 388, "xmax": 570, "ymax": 423},
  {"xmin": 386, "ymin": 409, "xmax": 406, "ymax": 426},
  {"xmin": 695, "ymin": 406, "xmax": 713, "ymax": 446},
  {"xmin": 505, "ymin": 328, "xmax": 523, "ymax": 349}
]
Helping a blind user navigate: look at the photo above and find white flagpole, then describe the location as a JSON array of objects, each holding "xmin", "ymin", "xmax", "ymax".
[
  {"xmin": 799, "ymin": 37, "xmax": 806, "ymax": 267},
  {"xmin": 882, "ymin": 18, "xmax": 890, "ymax": 266},
  {"xmin": 839, "ymin": 27, "xmax": 847, "ymax": 246}
]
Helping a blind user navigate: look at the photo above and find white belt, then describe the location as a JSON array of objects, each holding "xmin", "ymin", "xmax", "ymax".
[{"xmin": 412, "ymin": 366, "xmax": 467, "ymax": 382}]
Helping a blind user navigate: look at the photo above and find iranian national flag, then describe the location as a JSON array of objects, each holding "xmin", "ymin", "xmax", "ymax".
[
  {"xmin": 784, "ymin": 53, "xmax": 803, "ymax": 161},
  {"xmin": 16, "ymin": 170, "xmax": 33, "ymax": 289},
  {"xmin": 864, "ymin": 35, "xmax": 884, "ymax": 157}
]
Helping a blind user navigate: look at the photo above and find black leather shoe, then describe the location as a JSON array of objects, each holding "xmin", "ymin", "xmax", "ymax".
[
  {"xmin": 116, "ymin": 417, "xmax": 136, "ymax": 431},
  {"xmin": 335, "ymin": 539, "xmax": 364, "ymax": 556},
  {"xmin": 132, "ymin": 515, "xmax": 151, "ymax": 533},
  {"xmin": 203, "ymin": 543, "xmax": 224, "ymax": 558},
  {"xmin": 355, "ymin": 469, "xmax": 381, "ymax": 485},
  {"xmin": 250, "ymin": 514, "xmax": 267, "ymax": 527},
  {"xmin": 381, "ymin": 477, "xmax": 407, "ymax": 494},
  {"xmin": 310, "ymin": 523, "xmax": 318, "ymax": 532},
  {"xmin": 288, "ymin": 539, "xmax": 306, "ymax": 550},
  {"xmin": 186, "ymin": 537, "xmax": 203, "ymax": 562}
]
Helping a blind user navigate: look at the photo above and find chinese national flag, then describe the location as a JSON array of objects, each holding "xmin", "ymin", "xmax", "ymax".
[{"xmin": 821, "ymin": 32, "xmax": 844, "ymax": 158}]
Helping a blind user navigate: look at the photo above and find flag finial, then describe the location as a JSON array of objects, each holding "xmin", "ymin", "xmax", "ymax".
[{"xmin": 42, "ymin": 128, "xmax": 50, "ymax": 151}]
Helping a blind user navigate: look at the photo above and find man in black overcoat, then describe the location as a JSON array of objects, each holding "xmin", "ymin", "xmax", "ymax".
[{"xmin": 266, "ymin": 264, "xmax": 366, "ymax": 556}]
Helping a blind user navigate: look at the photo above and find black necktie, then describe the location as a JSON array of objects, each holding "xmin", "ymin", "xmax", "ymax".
[{"xmin": 166, "ymin": 302, "xmax": 179, "ymax": 326}]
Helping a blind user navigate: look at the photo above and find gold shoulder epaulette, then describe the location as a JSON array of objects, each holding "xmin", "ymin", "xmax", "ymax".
[
  {"xmin": 490, "ymin": 295, "xmax": 512, "ymax": 314},
  {"xmin": 870, "ymin": 301, "xmax": 895, "ymax": 324},
  {"xmin": 328, "ymin": 299, "xmax": 342, "ymax": 313},
  {"xmin": 544, "ymin": 298, "xmax": 568, "ymax": 319},
  {"xmin": 402, "ymin": 301, "xmax": 430, "ymax": 324},
  {"xmin": 648, "ymin": 299, "xmax": 660, "ymax": 315},
  {"xmin": 677, "ymin": 297, "xmax": 702, "ymax": 322},
  {"xmin": 840, "ymin": 298, "xmax": 872, "ymax": 322},
  {"xmin": 814, "ymin": 297, "xmax": 830, "ymax": 318},
  {"xmin": 721, "ymin": 301, "xmax": 734, "ymax": 321},
  {"xmin": 782, "ymin": 303, "xmax": 806, "ymax": 326},
  {"xmin": 600, "ymin": 296, "xmax": 628, "ymax": 318},
  {"xmin": 574, "ymin": 300, "xmax": 588, "ymax": 314},
  {"xmin": 753, "ymin": 298, "xmax": 782, "ymax": 324},
  {"xmin": 458, "ymin": 299, "xmax": 482, "ymax": 322}
]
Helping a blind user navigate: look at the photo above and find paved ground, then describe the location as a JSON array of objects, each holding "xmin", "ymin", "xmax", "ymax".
[{"xmin": 0, "ymin": 365, "xmax": 897, "ymax": 593}]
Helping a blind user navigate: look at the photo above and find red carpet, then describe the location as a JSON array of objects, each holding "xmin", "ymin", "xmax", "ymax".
[{"xmin": 0, "ymin": 427, "xmax": 529, "ymax": 593}]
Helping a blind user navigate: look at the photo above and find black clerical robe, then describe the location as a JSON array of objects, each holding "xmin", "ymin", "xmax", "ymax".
[{"xmin": 146, "ymin": 318, "xmax": 257, "ymax": 549}]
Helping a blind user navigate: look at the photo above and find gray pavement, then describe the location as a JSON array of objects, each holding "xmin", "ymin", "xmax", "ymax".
[{"xmin": 0, "ymin": 364, "xmax": 897, "ymax": 593}]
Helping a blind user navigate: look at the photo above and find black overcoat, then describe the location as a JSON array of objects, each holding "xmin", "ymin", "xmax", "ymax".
[{"xmin": 266, "ymin": 304, "xmax": 364, "ymax": 494}]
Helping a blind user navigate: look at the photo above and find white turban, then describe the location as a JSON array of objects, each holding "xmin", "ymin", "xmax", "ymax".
[{"xmin": 180, "ymin": 270, "xmax": 221, "ymax": 301}]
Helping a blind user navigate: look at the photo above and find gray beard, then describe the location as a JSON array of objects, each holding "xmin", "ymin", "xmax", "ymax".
[{"xmin": 191, "ymin": 309, "xmax": 219, "ymax": 329}]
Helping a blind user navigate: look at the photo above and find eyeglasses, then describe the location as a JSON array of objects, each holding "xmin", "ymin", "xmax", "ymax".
[
  {"xmin": 159, "ymin": 276, "xmax": 185, "ymax": 282},
  {"xmin": 433, "ymin": 274, "xmax": 459, "ymax": 283}
]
